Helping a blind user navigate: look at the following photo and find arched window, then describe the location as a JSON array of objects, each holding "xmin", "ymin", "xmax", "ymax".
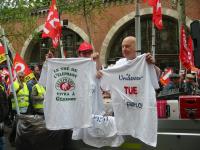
[
  {"xmin": 27, "ymin": 27, "xmax": 83, "ymax": 66},
  {"xmin": 107, "ymin": 15, "xmax": 179, "ymax": 71}
]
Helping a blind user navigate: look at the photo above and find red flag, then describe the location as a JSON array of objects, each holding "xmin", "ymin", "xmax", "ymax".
[
  {"xmin": 13, "ymin": 53, "xmax": 34, "ymax": 82},
  {"xmin": 179, "ymin": 25, "xmax": 191, "ymax": 70},
  {"xmin": 188, "ymin": 36, "xmax": 195, "ymax": 68},
  {"xmin": 42, "ymin": 0, "xmax": 61, "ymax": 48},
  {"xmin": 153, "ymin": 0, "xmax": 163, "ymax": 30},
  {"xmin": 143, "ymin": 0, "xmax": 156, "ymax": 6},
  {"xmin": 0, "ymin": 68, "xmax": 11, "ymax": 95},
  {"xmin": 0, "ymin": 42, "xmax": 6, "ymax": 64},
  {"xmin": 160, "ymin": 68, "xmax": 173, "ymax": 86},
  {"xmin": 1, "ymin": 68, "xmax": 10, "ymax": 84},
  {"xmin": 188, "ymin": 36, "xmax": 198, "ymax": 71},
  {"xmin": 149, "ymin": 0, "xmax": 156, "ymax": 6}
]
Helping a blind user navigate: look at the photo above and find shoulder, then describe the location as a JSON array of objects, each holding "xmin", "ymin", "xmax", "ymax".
[{"xmin": 115, "ymin": 58, "xmax": 127, "ymax": 66}]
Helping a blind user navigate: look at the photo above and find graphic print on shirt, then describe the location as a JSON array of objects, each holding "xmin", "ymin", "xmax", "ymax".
[
  {"xmin": 53, "ymin": 66, "xmax": 78, "ymax": 101},
  {"xmin": 101, "ymin": 54, "xmax": 159, "ymax": 147},
  {"xmin": 118, "ymin": 72, "xmax": 144, "ymax": 109}
]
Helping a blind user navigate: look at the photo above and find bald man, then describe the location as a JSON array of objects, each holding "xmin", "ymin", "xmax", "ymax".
[
  {"xmin": 97, "ymin": 36, "xmax": 160, "ymax": 78},
  {"xmin": 117, "ymin": 36, "xmax": 160, "ymax": 76}
]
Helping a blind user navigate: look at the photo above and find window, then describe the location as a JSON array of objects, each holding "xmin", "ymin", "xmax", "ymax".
[
  {"xmin": 28, "ymin": 27, "xmax": 83, "ymax": 65},
  {"xmin": 107, "ymin": 15, "xmax": 179, "ymax": 71}
]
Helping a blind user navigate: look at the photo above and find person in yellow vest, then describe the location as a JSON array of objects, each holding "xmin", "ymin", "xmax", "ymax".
[
  {"xmin": 31, "ymin": 71, "xmax": 45, "ymax": 115},
  {"xmin": 12, "ymin": 71, "xmax": 29, "ymax": 114}
]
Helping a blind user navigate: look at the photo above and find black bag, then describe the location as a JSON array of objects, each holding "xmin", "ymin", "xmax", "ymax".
[
  {"xmin": 15, "ymin": 115, "xmax": 78, "ymax": 150},
  {"xmin": 0, "ymin": 84, "xmax": 9, "ymax": 123}
]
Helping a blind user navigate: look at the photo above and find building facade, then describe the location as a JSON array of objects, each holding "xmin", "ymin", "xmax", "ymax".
[{"xmin": 1, "ymin": 0, "xmax": 200, "ymax": 71}]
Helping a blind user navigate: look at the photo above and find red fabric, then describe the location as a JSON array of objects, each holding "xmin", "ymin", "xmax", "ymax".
[
  {"xmin": 1, "ymin": 68, "xmax": 11, "ymax": 94},
  {"xmin": 42, "ymin": 0, "xmax": 61, "ymax": 48},
  {"xmin": 2, "ymin": 68, "xmax": 11, "ymax": 94},
  {"xmin": 187, "ymin": 36, "xmax": 193, "ymax": 66},
  {"xmin": 152, "ymin": 0, "xmax": 163, "ymax": 30},
  {"xmin": 0, "ymin": 42, "xmax": 6, "ymax": 64},
  {"xmin": 148, "ymin": 0, "xmax": 156, "ymax": 6},
  {"xmin": 187, "ymin": 35, "xmax": 198, "ymax": 71},
  {"xmin": 12, "ymin": 53, "xmax": 34, "ymax": 82},
  {"xmin": 143, "ymin": 0, "xmax": 156, "ymax": 6},
  {"xmin": 179, "ymin": 25, "xmax": 192, "ymax": 70},
  {"xmin": 0, "ymin": 42, "xmax": 5, "ymax": 54}
]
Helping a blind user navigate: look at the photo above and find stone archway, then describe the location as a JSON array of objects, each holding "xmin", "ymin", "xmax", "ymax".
[
  {"xmin": 21, "ymin": 21, "xmax": 90, "ymax": 60},
  {"xmin": 100, "ymin": 8, "xmax": 193, "ymax": 66},
  {"xmin": 0, "ymin": 26, "xmax": 15, "ymax": 54}
]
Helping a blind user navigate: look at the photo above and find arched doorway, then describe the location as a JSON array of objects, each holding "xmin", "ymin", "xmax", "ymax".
[
  {"xmin": 107, "ymin": 15, "xmax": 179, "ymax": 72},
  {"xmin": 22, "ymin": 21, "xmax": 90, "ymax": 67},
  {"xmin": 25, "ymin": 27, "xmax": 84, "ymax": 67}
]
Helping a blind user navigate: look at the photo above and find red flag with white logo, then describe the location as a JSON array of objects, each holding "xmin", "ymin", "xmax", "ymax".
[
  {"xmin": 42, "ymin": 0, "xmax": 61, "ymax": 48},
  {"xmin": 1, "ymin": 68, "xmax": 10, "ymax": 84},
  {"xmin": 1, "ymin": 68, "xmax": 11, "ymax": 94},
  {"xmin": 13, "ymin": 53, "xmax": 34, "ymax": 82},
  {"xmin": 0, "ymin": 42, "xmax": 6, "ymax": 64},
  {"xmin": 153, "ymin": 0, "xmax": 163, "ymax": 30}
]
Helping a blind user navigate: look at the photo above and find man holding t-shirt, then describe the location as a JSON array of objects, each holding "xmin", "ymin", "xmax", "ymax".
[{"xmin": 99, "ymin": 36, "xmax": 160, "ymax": 147}]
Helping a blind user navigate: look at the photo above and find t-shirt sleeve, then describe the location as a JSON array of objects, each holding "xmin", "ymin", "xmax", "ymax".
[
  {"xmin": 100, "ymin": 70, "xmax": 111, "ymax": 91},
  {"xmin": 149, "ymin": 65, "xmax": 160, "ymax": 89}
]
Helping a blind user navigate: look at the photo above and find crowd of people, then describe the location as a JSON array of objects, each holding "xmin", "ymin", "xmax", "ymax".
[
  {"xmin": 2, "ymin": 35, "xmax": 197, "ymax": 149},
  {"xmin": 159, "ymin": 70, "xmax": 200, "ymax": 95},
  {"xmin": 0, "ymin": 64, "xmax": 45, "ymax": 149}
]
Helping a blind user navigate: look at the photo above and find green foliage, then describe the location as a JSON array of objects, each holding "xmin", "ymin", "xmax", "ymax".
[
  {"xmin": 0, "ymin": 0, "xmax": 105, "ymax": 43},
  {"xmin": 0, "ymin": 0, "xmax": 104, "ymax": 22}
]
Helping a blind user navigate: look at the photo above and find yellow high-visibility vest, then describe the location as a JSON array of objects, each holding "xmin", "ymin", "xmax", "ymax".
[
  {"xmin": 12, "ymin": 81, "xmax": 29, "ymax": 111},
  {"xmin": 33, "ymin": 83, "xmax": 45, "ymax": 109}
]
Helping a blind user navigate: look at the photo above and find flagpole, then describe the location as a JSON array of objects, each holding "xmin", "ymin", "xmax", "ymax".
[
  {"xmin": 60, "ymin": 37, "xmax": 65, "ymax": 58},
  {"xmin": 151, "ymin": 23, "xmax": 156, "ymax": 60},
  {"xmin": 1, "ymin": 28, "xmax": 20, "ymax": 115},
  {"xmin": 135, "ymin": 0, "xmax": 141, "ymax": 56},
  {"xmin": 59, "ymin": 9, "xmax": 65, "ymax": 58}
]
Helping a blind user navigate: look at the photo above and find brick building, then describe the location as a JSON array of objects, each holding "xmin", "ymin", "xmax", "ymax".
[{"xmin": 1, "ymin": 0, "xmax": 200, "ymax": 71}]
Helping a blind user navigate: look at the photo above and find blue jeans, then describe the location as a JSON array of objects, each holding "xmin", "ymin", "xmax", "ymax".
[{"xmin": 0, "ymin": 136, "xmax": 5, "ymax": 150}]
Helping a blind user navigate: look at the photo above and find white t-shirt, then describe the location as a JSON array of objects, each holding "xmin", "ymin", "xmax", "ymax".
[
  {"xmin": 101, "ymin": 54, "xmax": 159, "ymax": 147},
  {"xmin": 43, "ymin": 58, "xmax": 96, "ymax": 130},
  {"xmin": 72, "ymin": 115, "xmax": 124, "ymax": 148},
  {"xmin": 39, "ymin": 61, "xmax": 47, "ymax": 87},
  {"xmin": 92, "ymin": 78, "xmax": 105, "ymax": 115},
  {"xmin": 39, "ymin": 59, "xmax": 105, "ymax": 116}
]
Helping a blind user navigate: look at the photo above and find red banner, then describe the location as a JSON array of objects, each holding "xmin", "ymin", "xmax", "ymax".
[
  {"xmin": 188, "ymin": 35, "xmax": 198, "ymax": 71},
  {"xmin": 179, "ymin": 25, "xmax": 197, "ymax": 71},
  {"xmin": 0, "ymin": 42, "xmax": 6, "ymax": 64},
  {"xmin": 179, "ymin": 25, "xmax": 190, "ymax": 69},
  {"xmin": 153, "ymin": 0, "xmax": 163, "ymax": 30},
  {"xmin": 13, "ymin": 53, "xmax": 34, "ymax": 82},
  {"xmin": 42, "ymin": 0, "xmax": 61, "ymax": 48}
]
